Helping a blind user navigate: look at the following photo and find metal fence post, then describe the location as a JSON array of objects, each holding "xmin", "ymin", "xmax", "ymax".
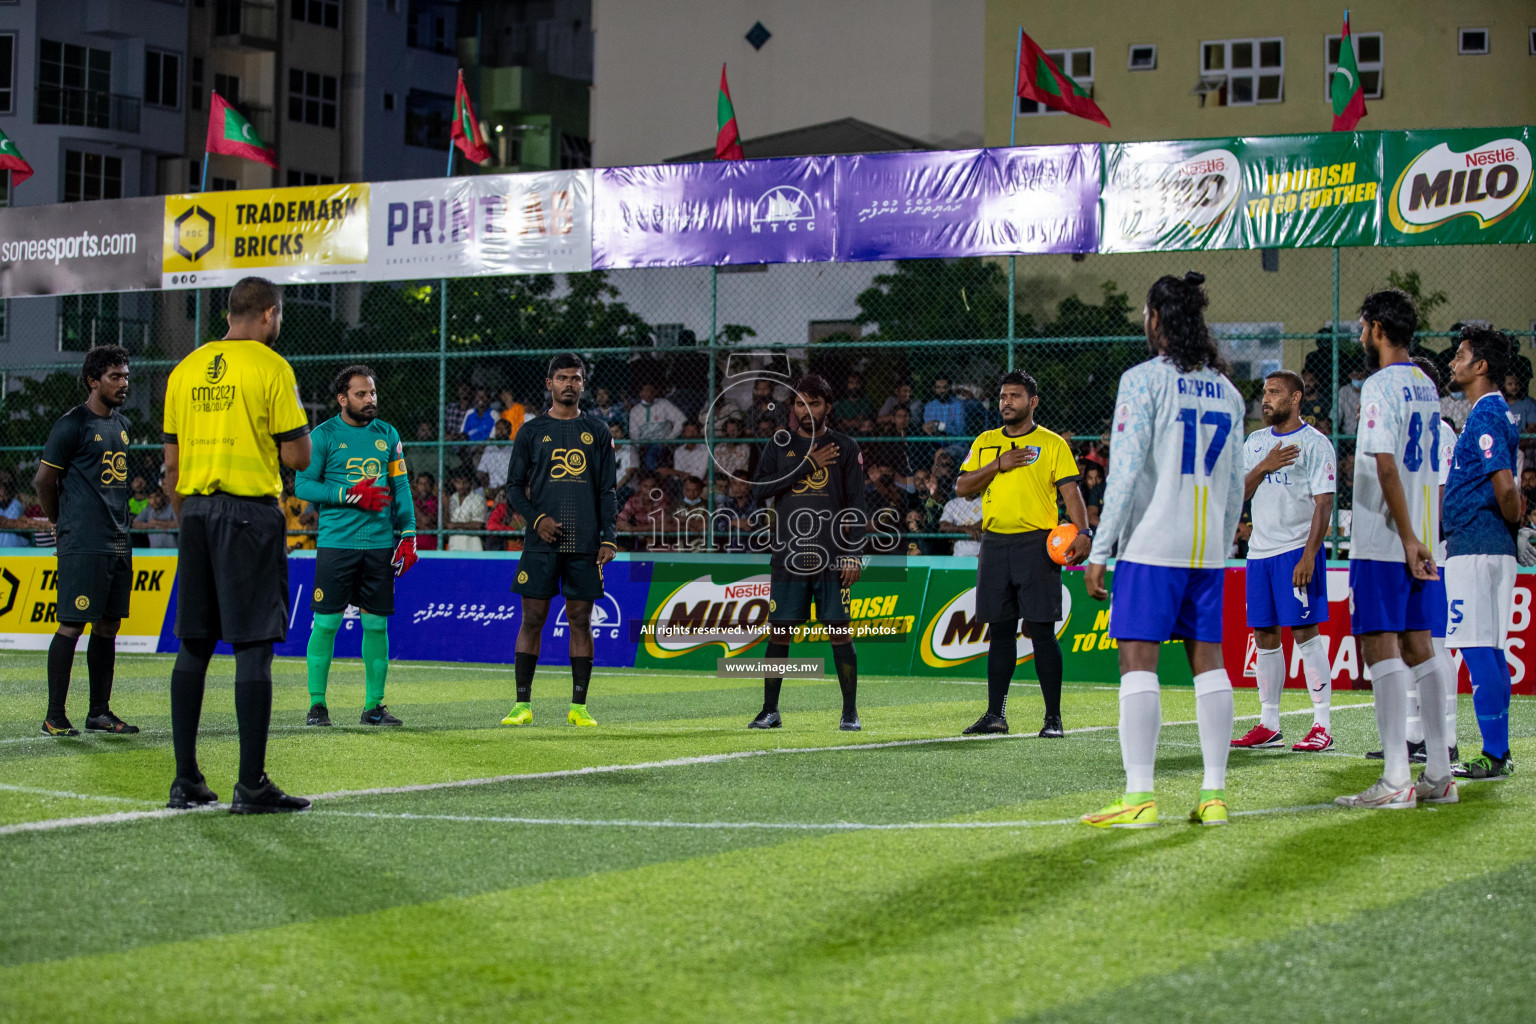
[
  {"xmin": 1007, "ymin": 256, "xmax": 1016, "ymax": 371},
  {"xmin": 706, "ymin": 267, "xmax": 718, "ymax": 525},
  {"xmin": 437, "ymin": 277, "xmax": 447, "ymax": 543},
  {"xmin": 1330, "ymin": 246, "xmax": 1341, "ymax": 558}
]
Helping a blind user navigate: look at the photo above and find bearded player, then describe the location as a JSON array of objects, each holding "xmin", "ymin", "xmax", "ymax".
[
  {"xmin": 500, "ymin": 354, "xmax": 618, "ymax": 728},
  {"xmin": 295, "ymin": 365, "xmax": 417, "ymax": 727}
]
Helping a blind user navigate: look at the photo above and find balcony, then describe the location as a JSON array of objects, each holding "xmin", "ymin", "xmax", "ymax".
[
  {"xmin": 212, "ymin": 0, "xmax": 278, "ymax": 52},
  {"xmin": 57, "ymin": 316, "xmax": 150, "ymax": 354},
  {"xmin": 35, "ymin": 86, "xmax": 140, "ymax": 133}
]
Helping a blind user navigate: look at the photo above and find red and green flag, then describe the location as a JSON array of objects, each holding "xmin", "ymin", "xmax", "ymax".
[
  {"xmin": 715, "ymin": 64, "xmax": 744, "ymax": 161},
  {"xmin": 0, "ymin": 126, "xmax": 33, "ymax": 188},
  {"xmin": 206, "ymin": 91, "xmax": 277, "ymax": 168},
  {"xmin": 1016, "ymin": 28, "xmax": 1110, "ymax": 128},
  {"xmin": 451, "ymin": 69, "xmax": 492, "ymax": 164},
  {"xmin": 1331, "ymin": 11, "xmax": 1368, "ymax": 131}
]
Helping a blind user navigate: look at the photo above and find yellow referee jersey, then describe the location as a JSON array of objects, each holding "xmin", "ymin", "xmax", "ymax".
[
  {"xmin": 163, "ymin": 339, "xmax": 310, "ymax": 499},
  {"xmin": 960, "ymin": 424, "xmax": 1078, "ymax": 533}
]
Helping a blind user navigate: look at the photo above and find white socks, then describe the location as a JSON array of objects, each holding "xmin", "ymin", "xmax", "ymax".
[
  {"xmin": 1434, "ymin": 637, "xmax": 1457, "ymax": 743},
  {"xmin": 1371, "ymin": 658, "xmax": 1412, "ymax": 787},
  {"xmin": 1405, "ymin": 671, "xmax": 1425, "ymax": 745},
  {"xmin": 1193, "ymin": 669, "xmax": 1234, "ymax": 791},
  {"xmin": 1413, "ymin": 658, "xmax": 1452, "ymax": 780},
  {"xmin": 1118, "ymin": 670, "xmax": 1161, "ymax": 793},
  {"xmin": 1296, "ymin": 634, "xmax": 1331, "ymax": 729},
  {"xmin": 1255, "ymin": 645, "xmax": 1284, "ymax": 731}
]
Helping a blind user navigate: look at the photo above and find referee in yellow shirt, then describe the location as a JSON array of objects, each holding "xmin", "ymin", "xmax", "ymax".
[
  {"xmin": 162, "ymin": 277, "xmax": 314, "ymax": 814},
  {"xmin": 955, "ymin": 370, "xmax": 1091, "ymax": 738}
]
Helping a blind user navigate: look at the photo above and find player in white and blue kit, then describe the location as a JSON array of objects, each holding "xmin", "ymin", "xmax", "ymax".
[
  {"xmin": 1443, "ymin": 326, "xmax": 1523, "ymax": 781},
  {"xmin": 1337, "ymin": 289, "xmax": 1456, "ymax": 810},
  {"xmin": 1083, "ymin": 272, "xmax": 1246, "ymax": 828},
  {"xmin": 1231, "ymin": 370, "xmax": 1338, "ymax": 752}
]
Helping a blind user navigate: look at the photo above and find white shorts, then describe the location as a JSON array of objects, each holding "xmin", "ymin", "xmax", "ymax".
[{"xmin": 1444, "ymin": 553, "xmax": 1518, "ymax": 649}]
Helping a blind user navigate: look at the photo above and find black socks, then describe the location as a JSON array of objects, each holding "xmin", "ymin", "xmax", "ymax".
[
  {"xmin": 46, "ymin": 632, "xmax": 75, "ymax": 721},
  {"xmin": 986, "ymin": 628, "xmax": 1016, "ymax": 718},
  {"xmin": 171, "ymin": 638, "xmax": 215, "ymax": 781},
  {"xmin": 232, "ymin": 643, "xmax": 274, "ymax": 789},
  {"xmin": 1026, "ymin": 620, "xmax": 1063, "ymax": 720},
  {"xmin": 571, "ymin": 656, "xmax": 592, "ymax": 705},
  {"xmin": 832, "ymin": 643, "xmax": 858, "ymax": 715},
  {"xmin": 515, "ymin": 652, "xmax": 538, "ymax": 703},
  {"xmin": 86, "ymin": 633, "xmax": 116, "ymax": 718},
  {"xmin": 762, "ymin": 641, "xmax": 789, "ymax": 712}
]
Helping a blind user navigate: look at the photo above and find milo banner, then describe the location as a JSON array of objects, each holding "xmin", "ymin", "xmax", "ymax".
[
  {"xmin": 366, "ymin": 170, "xmax": 593, "ymax": 280},
  {"xmin": 0, "ymin": 553, "xmax": 175, "ymax": 652},
  {"xmin": 161, "ymin": 183, "xmax": 370, "ymax": 289},
  {"xmin": 0, "ymin": 196, "xmax": 164, "ymax": 298},
  {"xmin": 1383, "ymin": 126, "xmax": 1535, "ymax": 245}
]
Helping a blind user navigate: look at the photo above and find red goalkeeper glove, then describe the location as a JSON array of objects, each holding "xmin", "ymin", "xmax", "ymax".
[
  {"xmin": 391, "ymin": 536, "xmax": 418, "ymax": 576},
  {"xmin": 342, "ymin": 477, "xmax": 389, "ymax": 512}
]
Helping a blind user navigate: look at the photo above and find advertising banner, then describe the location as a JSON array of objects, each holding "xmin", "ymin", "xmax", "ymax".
[
  {"xmin": 592, "ymin": 156, "xmax": 835, "ymax": 269},
  {"xmin": 1102, "ymin": 138, "xmax": 1246, "ymax": 252},
  {"xmin": 834, "ymin": 145, "xmax": 1100, "ymax": 261},
  {"xmin": 1238, "ymin": 132, "xmax": 1382, "ymax": 249},
  {"xmin": 0, "ymin": 196, "xmax": 164, "ymax": 298},
  {"xmin": 367, "ymin": 170, "xmax": 593, "ymax": 280},
  {"xmin": 1382, "ymin": 126, "xmax": 1535, "ymax": 245},
  {"xmin": 161, "ymin": 183, "xmax": 370, "ymax": 289},
  {"xmin": 0, "ymin": 553, "xmax": 175, "ymax": 652}
]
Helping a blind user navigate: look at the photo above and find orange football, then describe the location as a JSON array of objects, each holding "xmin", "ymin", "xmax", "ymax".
[{"xmin": 1047, "ymin": 523, "xmax": 1080, "ymax": 566}]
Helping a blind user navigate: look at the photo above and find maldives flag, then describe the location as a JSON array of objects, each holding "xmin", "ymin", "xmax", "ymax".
[
  {"xmin": 715, "ymin": 64, "xmax": 744, "ymax": 161},
  {"xmin": 1016, "ymin": 29, "xmax": 1110, "ymax": 129},
  {"xmin": 1331, "ymin": 12, "xmax": 1367, "ymax": 131},
  {"xmin": 451, "ymin": 69, "xmax": 492, "ymax": 164},
  {"xmin": 207, "ymin": 91, "xmax": 277, "ymax": 168},
  {"xmin": 0, "ymin": 127, "xmax": 33, "ymax": 187}
]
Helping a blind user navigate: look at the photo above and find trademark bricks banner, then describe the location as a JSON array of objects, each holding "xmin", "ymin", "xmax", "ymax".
[
  {"xmin": 0, "ymin": 553, "xmax": 175, "ymax": 652},
  {"xmin": 592, "ymin": 156, "xmax": 836, "ymax": 269},
  {"xmin": 0, "ymin": 196, "xmax": 164, "ymax": 298},
  {"xmin": 161, "ymin": 183, "xmax": 370, "ymax": 290},
  {"xmin": 834, "ymin": 145, "xmax": 1100, "ymax": 261},
  {"xmin": 367, "ymin": 170, "xmax": 593, "ymax": 280},
  {"xmin": 1383, "ymin": 126, "xmax": 1536, "ymax": 246}
]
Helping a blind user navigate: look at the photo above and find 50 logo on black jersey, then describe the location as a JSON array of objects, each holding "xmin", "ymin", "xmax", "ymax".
[
  {"xmin": 792, "ymin": 466, "xmax": 829, "ymax": 494},
  {"xmin": 99, "ymin": 450, "xmax": 127, "ymax": 486},
  {"xmin": 550, "ymin": 448, "xmax": 587, "ymax": 479}
]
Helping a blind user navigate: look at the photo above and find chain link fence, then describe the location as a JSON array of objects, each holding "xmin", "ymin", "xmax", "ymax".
[{"xmin": 2, "ymin": 243, "xmax": 1533, "ymax": 553}]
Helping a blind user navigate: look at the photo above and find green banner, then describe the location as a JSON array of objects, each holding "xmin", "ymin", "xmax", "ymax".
[
  {"xmin": 1102, "ymin": 133, "xmax": 1382, "ymax": 252},
  {"xmin": 1382, "ymin": 126, "xmax": 1535, "ymax": 245}
]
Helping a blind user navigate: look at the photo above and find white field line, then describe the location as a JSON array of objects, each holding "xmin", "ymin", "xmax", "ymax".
[{"xmin": 0, "ymin": 782, "xmax": 160, "ymax": 804}]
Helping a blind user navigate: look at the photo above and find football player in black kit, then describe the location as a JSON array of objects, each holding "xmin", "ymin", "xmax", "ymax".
[
  {"xmin": 749, "ymin": 373, "xmax": 866, "ymax": 731},
  {"xmin": 33, "ymin": 345, "xmax": 139, "ymax": 736},
  {"xmin": 500, "ymin": 353, "xmax": 618, "ymax": 728}
]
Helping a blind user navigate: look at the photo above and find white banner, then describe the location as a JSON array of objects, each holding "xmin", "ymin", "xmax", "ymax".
[{"xmin": 366, "ymin": 169, "xmax": 593, "ymax": 280}]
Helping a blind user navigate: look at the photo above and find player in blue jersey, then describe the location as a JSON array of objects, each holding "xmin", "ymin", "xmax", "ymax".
[
  {"xmin": 1443, "ymin": 326, "xmax": 1523, "ymax": 781},
  {"xmin": 1083, "ymin": 272, "xmax": 1246, "ymax": 828},
  {"xmin": 1336, "ymin": 290, "xmax": 1455, "ymax": 809}
]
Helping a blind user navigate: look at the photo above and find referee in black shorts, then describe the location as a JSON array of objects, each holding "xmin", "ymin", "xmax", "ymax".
[{"xmin": 162, "ymin": 277, "xmax": 314, "ymax": 813}]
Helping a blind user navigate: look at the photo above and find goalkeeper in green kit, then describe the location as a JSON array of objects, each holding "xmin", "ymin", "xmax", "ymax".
[{"xmin": 295, "ymin": 365, "xmax": 418, "ymax": 726}]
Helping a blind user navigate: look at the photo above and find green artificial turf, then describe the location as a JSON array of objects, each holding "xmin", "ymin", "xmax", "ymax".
[{"xmin": 0, "ymin": 652, "xmax": 1530, "ymax": 1023}]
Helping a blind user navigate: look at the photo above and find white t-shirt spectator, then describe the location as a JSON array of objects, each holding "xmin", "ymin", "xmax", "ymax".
[
  {"xmin": 478, "ymin": 445, "xmax": 512, "ymax": 490},
  {"xmin": 134, "ymin": 503, "xmax": 179, "ymax": 548},
  {"xmin": 941, "ymin": 493, "xmax": 983, "ymax": 557},
  {"xmin": 629, "ymin": 398, "xmax": 686, "ymax": 442},
  {"xmin": 447, "ymin": 487, "xmax": 487, "ymax": 552},
  {"xmin": 672, "ymin": 442, "xmax": 710, "ymax": 481}
]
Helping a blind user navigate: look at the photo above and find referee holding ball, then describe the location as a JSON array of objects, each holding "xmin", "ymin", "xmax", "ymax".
[
  {"xmin": 162, "ymin": 277, "xmax": 313, "ymax": 814},
  {"xmin": 954, "ymin": 370, "xmax": 1091, "ymax": 738}
]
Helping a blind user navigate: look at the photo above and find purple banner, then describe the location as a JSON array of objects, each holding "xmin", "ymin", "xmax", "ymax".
[
  {"xmin": 592, "ymin": 157, "xmax": 835, "ymax": 268},
  {"xmin": 834, "ymin": 145, "xmax": 1100, "ymax": 261}
]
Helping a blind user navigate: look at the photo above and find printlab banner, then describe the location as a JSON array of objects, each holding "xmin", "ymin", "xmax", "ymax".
[
  {"xmin": 1382, "ymin": 126, "xmax": 1535, "ymax": 245},
  {"xmin": 367, "ymin": 170, "xmax": 593, "ymax": 280},
  {"xmin": 0, "ymin": 196, "xmax": 164, "ymax": 298},
  {"xmin": 1102, "ymin": 134, "xmax": 1383, "ymax": 253},
  {"xmin": 161, "ymin": 183, "xmax": 370, "ymax": 289},
  {"xmin": 592, "ymin": 156, "xmax": 836, "ymax": 268},
  {"xmin": 835, "ymin": 145, "xmax": 1100, "ymax": 261}
]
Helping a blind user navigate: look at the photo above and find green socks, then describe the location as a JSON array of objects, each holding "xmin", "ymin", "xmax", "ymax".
[
  {"xmin": 306, "ymin": 612, "xmax": 343, "ymax": 705},
  {"xmin": 361, "ymin": 613, "xmax": 389, "ymax": 710}
]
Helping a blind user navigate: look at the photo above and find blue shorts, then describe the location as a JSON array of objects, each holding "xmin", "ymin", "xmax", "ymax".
[
  {"xmin": 1246, "ymin": 548, "xmax": 1327, "ymax": 629},
  {"xmin": 1422, "ymin": 577, "xmax": 1448, "ymax": 639},
  {"xmin": 1348, "ymin": 559, "xmax": 1434, "ymax": 635},
  {"xmin": 1108, "ymin": 561, "xmax": 1225, "ymax": 644}
]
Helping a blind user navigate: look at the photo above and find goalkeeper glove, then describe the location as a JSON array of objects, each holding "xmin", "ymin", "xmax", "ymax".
[
  {"xmin": 392, "ymin": 536, "xmax": 418, "ymax": 576},
  {"xmin": 1519, "ymin": 527, "xmax": 1536, "ymax": 568},
  {"xmin": 341, "ymin": 477, "xmax": 389, "ymax": 512}
]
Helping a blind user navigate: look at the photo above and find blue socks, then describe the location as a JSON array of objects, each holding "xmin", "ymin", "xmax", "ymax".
[{"xmin": 1462, "ymin": 647, "xmax": 1511, "ymax": 760}]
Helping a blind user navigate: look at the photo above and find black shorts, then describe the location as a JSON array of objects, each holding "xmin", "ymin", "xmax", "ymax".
[
  {"xmin": 175, "ymin": 493, "xmax": 290, "ymax": 644},
  {"xmin": 975, "ymin": 529, "xmax": 1061, "ymax": 624},
  {"xmin": 55, "ymin": 551, "xmax": 133, "ymax": 623},
  {"xmin": 512, "ymin": 549, "xmax": 605, "ymax": 601},
  {"xmin": 312, "ymin": 547, "xmax": 395, "ymax": 616},
  {"xmin": 769, "ymin": 569, "xmax": 851, "ymax": 624}
]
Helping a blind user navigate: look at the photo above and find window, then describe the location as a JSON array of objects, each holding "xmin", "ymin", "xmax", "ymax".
[
  {"xmin": 1530, "ymin": 28, "xmax": 1535, "ymax": 55},
  {"xmin": 1017, "ymin": 48, "xmax": 1093, "ymax": 115},
  {"xmin": 1128, "ymin": 44, "xmax": 1156, "ymax": 70},
  {"xmin": 290, "ymin": 0, "xmax": 339, "ymax": 28},
  {"xmin": 38, "ymin": 40, "xmax": 113, "ymax": 127},
  {"xmin": 404, "ymin": 88, "xmax": 453, "ymax": 148},
  {"xmin": 63, "ymin": 150, "xmax": 123, "ymax": 202},
  {"xmin": 145, "ymin": 50, "xmax": 181, "ymax": 109},
  {"xmin": 213, "ymin": 72, "xmax": 239, "ymax": 104},
  {"xmin": 559, "ymin": 133, "xmax": 591, "ymax": 169},
  {"xmin": 1201, "ymin": 37, "xmax": 1284, "ymax": 105},
  {"xmin": 406, "ymin": 0, "xmax": 455, "ymax": 54},
  {"xmin": 383, "ymin": 91, "xmax": 395, "ymax": 111},
  {"xmin": 1459, "ymin": 28, "xmax": 1489, "ymax": 55},
  {"xmin": 1326, "ymin": 33, "xmax": 1382, "ymax": 100},
  {"xmin": 288, "ymin": 68, "xmax": 337, "ymax": 128},
  {"xmin": 288, "ymin": 282, "xmax": 333, "ymax": 307},
  {"xmin": 0, "ymin": 299, "xmax": 7, "ymax": 341},
  {"xmin": 211, "ymin": 177, "xmax": 238, "ymax": 191},
  {"xmin": 285, "ymin": 169, "xmax": 335, "ymax": 186},
  {"xmin": 190, "ymin": 57, "xmax": 202, "ymax": 110},
  {"xmin": 0, "ymin": 34, "xmax": 13, "ymax": 113}
]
